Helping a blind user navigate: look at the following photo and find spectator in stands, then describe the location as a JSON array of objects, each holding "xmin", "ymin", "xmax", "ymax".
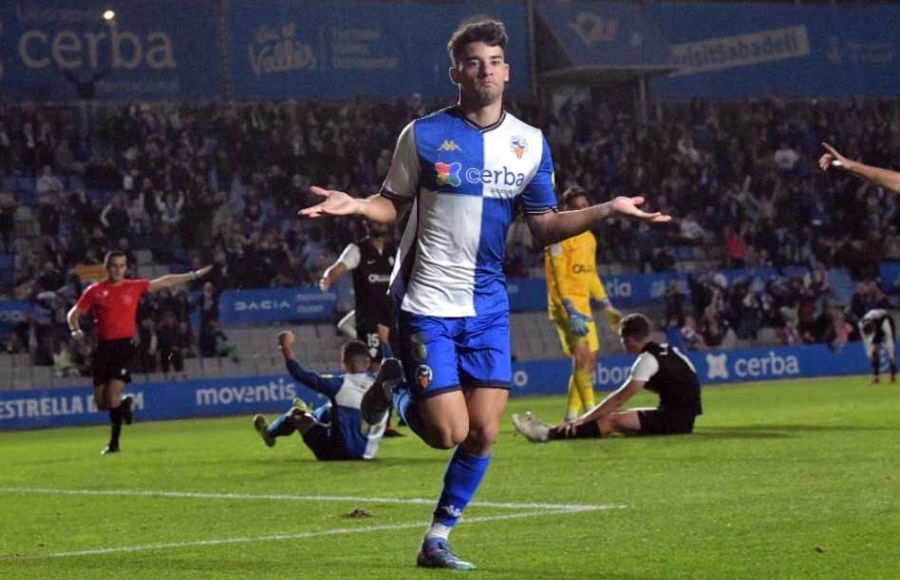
[
  {"xmin": 680, "ymin": 315, "xmax": 707, "ymax": 351},
  {"xmin": 36, "ymin": 165, "xmax": 64, "ymax": 198},
  {"xmin": 157, "ymin": 313, "xmax": 185, "ymax": 376},
  {"xmin": 135, "ymin": 317, "xmax": 158, "ymax": 374},
  {"xmin": 100, "ymin": 193, "xmax": 131, "ymax": 245},
  {"xmin": 199, "ymin": 318, "xmax": 237, "ymax": 362}
]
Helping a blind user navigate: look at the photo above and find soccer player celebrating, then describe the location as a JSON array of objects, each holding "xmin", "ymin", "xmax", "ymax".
[
  {"xmin": 252, "ymin": 331, "xmax": 387, "ymax": 460},
  {"xmin": 545, "ymin": 186, "xmax": 622, "ymax": 421},
  {"xmin": 513, "ymin": 313, "xmax": 702, "ymax": 442},
  {"xmin": 858, "ymin": 308, "xmax": 896, "ymax": 384},
  {"xmin": 67, "ymin": 251, "xmax": 212, "ymax": 455},
  {"xmin": 819, "ymin": 142, "xmax": 900, "ymax": 193},
  {"xmin": 299, "ymin": 21, "xmax": 669, "ymax": 569}
]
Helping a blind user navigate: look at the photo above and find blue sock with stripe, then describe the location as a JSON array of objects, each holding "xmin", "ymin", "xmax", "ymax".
[
  {"xmin": 392, "ymin": 384, "xmax": 426, "ymax": 439},
  {"xmin": 431, "ymin": 447, "xmax": 491, "ymax": 531},
  {"xmin": 267, "ymin": 411, "xmax": 296, "ymax": 438}
]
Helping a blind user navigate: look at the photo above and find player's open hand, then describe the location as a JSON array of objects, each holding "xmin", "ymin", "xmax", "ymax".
[
  {"xmin": 819, "ymin": 142, "xmax": 849, "ymax": 172},
  {"xmin": 556, "ymin": 420, "xmax": 579, "ymax": 438},
  {"xmin": 277, "ymin": 330, "xmax": 295, "ymax": 349},
  {"xmin": 298, "ymin": 186, "xmax": 359, "ymax": 219},
  {"xmin": 608, "ymin": 196, "xmax": 671, "ymax": 223}
]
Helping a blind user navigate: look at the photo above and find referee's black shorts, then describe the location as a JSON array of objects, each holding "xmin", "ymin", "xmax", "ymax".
[
  {"xmin": 93, "ymin": 338, "xmax": 135, "ymax": 387},
  {"xmin": 637, "ymin": 408, "xmax": 698, "ymax": 435}
]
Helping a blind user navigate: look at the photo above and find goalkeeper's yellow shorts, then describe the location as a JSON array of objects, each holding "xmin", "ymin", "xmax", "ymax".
[{"xmin": 549, "ymin": 302, "xmax": 599, "ymax": 357}]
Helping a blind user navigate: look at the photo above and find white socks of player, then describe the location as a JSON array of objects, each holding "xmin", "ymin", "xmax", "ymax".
[{"xmin": 424, "ymin": 522, "xmax": 452, "ymax": 541}]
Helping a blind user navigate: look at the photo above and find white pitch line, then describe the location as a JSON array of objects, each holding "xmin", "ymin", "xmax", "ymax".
[
  {"xmin": 0, "ymin": 487, "xmax": 616, "ymax": 512},
  {"xmin": 3, "ymin": 507, "xmax": 621, "ymax": 561}
]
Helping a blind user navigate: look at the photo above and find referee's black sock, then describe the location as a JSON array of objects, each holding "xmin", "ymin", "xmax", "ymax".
[
  {"xmin": 548, "ymin": 421, "xmax": 602, "ymax": 440},
  {"xmin": 109, "ymin": 406, "xmax": 123, "ymax": 448}
]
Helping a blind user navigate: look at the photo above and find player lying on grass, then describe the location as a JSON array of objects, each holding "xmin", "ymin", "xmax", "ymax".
[
  {"xmin": 252, "ymin": 331, "xmax": 387, "ymax": 460},
  {"xmin": 513, "ymin": 313, "xmax": 702, "ymax": 442},
  {"xmin": 819, "ymin": 142, "xmax": 900, "ymax": 193}
]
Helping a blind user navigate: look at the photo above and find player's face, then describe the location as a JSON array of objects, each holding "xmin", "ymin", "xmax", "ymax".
[
  {"xmin": 106, "ymin": 257, "xmax": 127, "ymax": 282},
  {"xmin": 450, "ymin": 42, "xmax": 509, "ymax": 106}
]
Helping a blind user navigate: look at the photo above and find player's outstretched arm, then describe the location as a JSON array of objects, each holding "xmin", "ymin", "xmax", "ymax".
[
  {"xmin": 820, "ymin": 142, "xmax": 900, "ymax": 194},
  {"xmin": 298, "ymin": 187, "xmax": 410, "ymax": 224},
  {"xmin": 148, "ymin": 265, "xmax": 213, "ymax": 292},
  {"xmin": 526, "ymin": 196, "xmax": 671, "ymax": 247},
  {"xmin": 277, "ymin": 330, "xmax": 340, "ymax": 397},
  {"xmin": 557, "ymin": 378, "xmax": 644, "ymax": 437}
]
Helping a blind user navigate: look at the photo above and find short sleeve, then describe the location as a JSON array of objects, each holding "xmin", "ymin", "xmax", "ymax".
[
  {"xmin": 520, "ymin": 137, "xmax": 558, "ymax": 214},
  {"xmin": 337, "ymin": 243, "xmax": 362, "ymax": 270},
  {"xmin": 134, "ymin": 279, "xmax": 151, "ymax": 297},
  {"xmin": 74, "ymin": 284, "xmax": 97, "ymax": 312},
  {"xmin": 629, "ymin": 352, "xmax": 660, "ymax": 382},
  {"xmin": 380, "ymin": 121, "xmax": 420, "ymax": 201}
]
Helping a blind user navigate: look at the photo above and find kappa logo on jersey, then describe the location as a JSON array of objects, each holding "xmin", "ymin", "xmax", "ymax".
[
  {"xmin": 706, "ymin": 353, "xmax": 729, "ymax": 380},
  {"xmin": 438, "ymin": 140, "xmax": 461, "ymax": 152},
  {"xmin": 510, "ymin": 135, "xmax": 528, "ymax": 159},
  {"xmin": 435, "ymin": 162, "xmax": 462, "ymax": 187}
]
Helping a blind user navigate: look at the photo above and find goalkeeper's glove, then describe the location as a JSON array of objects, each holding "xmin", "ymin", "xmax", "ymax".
[{"xmin": 563, "ymin": 299, "xmax": 592, "ymax": 337}]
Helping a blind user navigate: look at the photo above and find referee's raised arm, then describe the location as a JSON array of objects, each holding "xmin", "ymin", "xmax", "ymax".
[{"xmin": 148, "ymin": 265, "xmax": 213, "ymax": 292}]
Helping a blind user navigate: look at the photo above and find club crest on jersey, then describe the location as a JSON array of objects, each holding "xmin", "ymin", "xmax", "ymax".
[
  {"xmin": 435, "ymin": 161, "xmax": 462, "ymax": 187},
  {"xmin": 416, "ymin": 364, "xmax": 433, "ymax": 389},
  {"xmin": 438, "ymin": 140, "xmax": 461, "ymax": 152},
  {"xmin": 510, "ymin": 136, "xmax": 528, "ymax": 159}
]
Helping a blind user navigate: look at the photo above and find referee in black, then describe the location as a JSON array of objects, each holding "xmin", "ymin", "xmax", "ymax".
[{"xmin": 513, "ymin": 313, "xmax": 703, "ymax": 442}]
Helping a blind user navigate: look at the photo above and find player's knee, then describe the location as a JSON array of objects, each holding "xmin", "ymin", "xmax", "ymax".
[
  {"xmin": 463, "ymin": 424, "xmax": 499, "ymax": 454},
  {"xmin": 423, "ymin": 423, "xmax": 468, "ymax": 450}
]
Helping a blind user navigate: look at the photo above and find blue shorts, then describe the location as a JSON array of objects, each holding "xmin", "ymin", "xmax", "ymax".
[{"xmin": 398, "ymin": 310, "xmax": 512, "ymax": 400}]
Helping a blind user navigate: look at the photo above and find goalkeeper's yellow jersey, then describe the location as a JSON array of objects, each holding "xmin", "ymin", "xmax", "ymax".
[{"xmin": 544, "ymin": 230, "xmax": 608, "ymax": 312}]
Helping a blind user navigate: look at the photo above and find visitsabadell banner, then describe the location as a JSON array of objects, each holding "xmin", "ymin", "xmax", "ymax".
[{"xmin": 0, "ymin": 342, "xmax": 884, "ymax": 431}]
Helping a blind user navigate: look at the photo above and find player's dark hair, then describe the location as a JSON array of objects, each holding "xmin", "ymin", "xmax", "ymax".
[
  {"xmin": 341, "ymin": 340, "xmax": 371, "ymax": 372},
  {"xmin": 620, "ymin": 313, "xmax": 651, "ymax": 341},
  {"xmin": 104, "ymin": 250, "xmax": 127, "ymax": 268},
  {"xmin": 447, "ymin": 20, "xmax": 508, "ymax": 67},
  {"xmin": 561, "ymin": 186, "xmax": 588, "ymax": 209}
]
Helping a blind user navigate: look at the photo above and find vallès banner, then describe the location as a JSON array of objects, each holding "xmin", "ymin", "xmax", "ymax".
[
  {"xmin": 0, "ymin": 0, "xmax": 222, "ymax": 101},
  {"xmin": 649, "ymin": 3, "xmax": 900, "ymax": 98},
  {"xmin": 227, "ymin": 0, "xmax": 529, "ymax": 100},
  {"xmin": 218, "ymin": 287, "xmax": 337, "ymax": 325},
  {"xmin": 0, "ymin": 342, "xmax": 882, "ymax": 430}
]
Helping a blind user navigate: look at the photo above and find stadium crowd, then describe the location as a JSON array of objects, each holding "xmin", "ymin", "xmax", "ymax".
[{"xmin": 1, "ymin": 95, "xmax": 899, "ymax": 366}]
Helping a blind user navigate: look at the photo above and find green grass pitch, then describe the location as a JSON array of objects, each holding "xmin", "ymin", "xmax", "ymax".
[{"xmin": 1, "ymin": 376, "xmax": 899, "ymax": 579}]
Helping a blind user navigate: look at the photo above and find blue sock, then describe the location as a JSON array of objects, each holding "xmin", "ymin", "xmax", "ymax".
[
  {"xmin": 432, "ymin": 447, "xmax": 491, "ymax": 528},
  {"xmin": 267, "ymin": 411, "xmax": 296, "ymax": 438},
  {"xmin": 392, "ymin": 384, "xmax": 426, "ymax": 439}
]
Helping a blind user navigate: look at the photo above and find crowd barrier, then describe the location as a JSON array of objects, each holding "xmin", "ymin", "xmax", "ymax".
[{"xmin": 0, "ymin": 341, "xmax": 884, "ymax": 431}]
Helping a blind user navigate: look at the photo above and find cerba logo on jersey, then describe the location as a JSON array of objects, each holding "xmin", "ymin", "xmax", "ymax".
[
  {"xmin": 435, "ymin": 162, "xmax": 462, "ymax": 187},
  {"xmin": 434, "ymin": 162, "xmax": 528, "ymax": 189}
]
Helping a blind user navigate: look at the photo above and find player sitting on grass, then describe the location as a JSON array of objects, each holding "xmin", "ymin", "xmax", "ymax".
[
  {"xmin": 252, "ymin": 331, "xmax": 386, "ymax": 460},
  {"xmin": 513, "ymin": 313, "xmax": 702, "ymax": 442}
]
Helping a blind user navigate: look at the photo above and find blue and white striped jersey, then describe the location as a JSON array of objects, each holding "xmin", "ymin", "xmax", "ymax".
[
  {"xmin": 286, "ymin": 360, "xmax": 385, "ymax": 460},
  {"xmin": 382, "ymin": 107, "xmax": 557, "ymax": 318}
]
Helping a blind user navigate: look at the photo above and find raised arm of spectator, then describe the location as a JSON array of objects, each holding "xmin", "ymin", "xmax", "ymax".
[
  {"xmin": 527, "ymin": 196, "xmax": 671, "ymax": 247},
  {"xmin": 319, "ymin": 243, "xmax": 360, "ymax": 292},
  {"xmin": 148, "ymin": 265, "xmax": 212, "ymax": 292},
  {"xmin": 820, "ymin": 142, "xmax": 900, "ymax": 194},
  {"xmin": 277, "ymin": 330, "xmax": 341, "ymax": 397},
  {"xmin": 99, "ymin": 201, "xmax": 113, "ymax": 227}
]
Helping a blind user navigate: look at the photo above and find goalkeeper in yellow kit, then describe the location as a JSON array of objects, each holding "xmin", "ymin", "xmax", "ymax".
[{"xmin": 545, "ymin": 187, "xmax": 622, "ymax": 421}]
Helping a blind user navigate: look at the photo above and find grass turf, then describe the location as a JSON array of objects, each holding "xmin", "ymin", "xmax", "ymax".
[{"xmin": 1, "ymin": 375, "xmax": 898, "ymax": 579}]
